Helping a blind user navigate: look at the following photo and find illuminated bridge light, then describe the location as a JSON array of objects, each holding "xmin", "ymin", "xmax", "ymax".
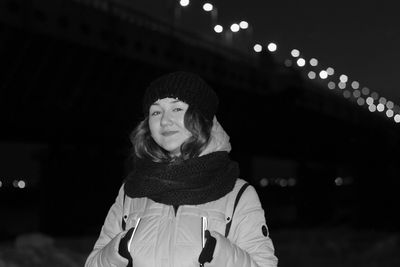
[
  {"xmin": 362, "ymin": 87, "xmax": 370, "ymax": 95},
  {"xmin": 267, "ymin": 42, "xmax": 277, "ymax": 52},
  {"xmin": 326, "ymin": 67, "xmax": 334, "ymax": 75},
  {"xmin": 239, "ymin": 21, "xmax": 249, "ymax": 29},
  {"xmin": 339, "ymin": 74, "xmax": 348, "ymax": 83},
  {"xmin": 180, "ymin": 0, "xmax": 190, "ymax": 7},
  {"xmin": 230, "ymin": 23, "xmax": 240, "ymax": 32},
  {"xmin": 343, "ymin": 90, "xmax": 351, "ymax": 98},
  {"xmin": 357, "ymin": 97, "xmax": 365, "ymax": 106},
  {"xmin": 335, "ymin": 177, "xmax": 343, "ymax": 186},
  {"xmin": 203, "ymin": 3, "xmax": 213, "ymax": 12},
  {"xmin": 353, "ymin": 90, "xmax": 361, "ymax": 98},
  {"xmin": 214, "ymin": 25, "xmax": 223, "ymax": 33},
  {"xmin": 366, "ymin": 97, "xmax": 374, "ymax": 105},
  {"xmin": 259, "ymin": 178, "xmax": 268, "ymax": 187},
  {"xmin": 377, "ymin": 103, "xmax": 385, "ymax": 112},
  {"xmin": 284, "ymin": 59, "xmax": 292, "ymax": 67},
  {"xmin": 394, "ymin": 114, "xmax": 400, "ymax": 123},
  {"xmin": 253, "ymin": 44, "xmax": 262, "ymax": 52},
  {"xmin": 386, "ymin": 109, "xmax": 394, "ymax": 118},
  {"xmin": 379, "ymin": 97, "xmax": 387, "ymax": 104},
  {"xmin": 371, "ymin": 92, "xmax": 379, "ymax": 100},
  {"xmin": 351, "ymin": 81, "xmax": 360, "ymax": 89},
  {"xmin": 308, "ymin": 71, "xmax": 316, "ymax": 79},
  {"xmin": 310, "ymin": 58, "xmax": 318, "ymax": 66},
  {"xmin": 319, "ymin": 70, "xmax": 328, "ymax": 79},
  {"xmin": 368, "ymin": 104, "xmax": 377, "ymax": 112},
  {"xmin": 328, "ymin": 81, "xmax": 336, "ymax": 89},
  {"xmin": 296, "ymin": 58, "xmax": 306, "ymax": 67},
  {"xmin": 386, "ymin": 101, "xmax": 394, "ymax": 109},
  {"xmin": 338, "ymin": 82, "xmax": 346, "ymax": 89},
  {"xmin": 291, "ymin": 49, "xmax": 300, "ymax": 57},
  {"xmin": 18, "ymin": 180, "xmax": 26, "ymax": 189}
]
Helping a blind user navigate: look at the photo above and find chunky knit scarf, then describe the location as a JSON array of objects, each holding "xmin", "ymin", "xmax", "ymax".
[{"xmin": 124, "ymin": 151, "xmax": 239, "ymax": 206}]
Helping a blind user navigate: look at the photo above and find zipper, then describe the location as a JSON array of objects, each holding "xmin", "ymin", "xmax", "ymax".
[
  {"xmin": 200, "ymin": 216, "xmax": 208, "ymax": 267},
  {"xmin": 127, "ymin": 218, "xmax": 142, "ymax": 252},
  {"xmin": 169, "ymin": 206, "xmax": 177, "ymax": 267}
]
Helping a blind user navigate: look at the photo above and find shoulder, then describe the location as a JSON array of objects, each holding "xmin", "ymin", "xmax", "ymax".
[{"xmin": 231, "ymin": 178, "xmax": 262, "ymax": 210}]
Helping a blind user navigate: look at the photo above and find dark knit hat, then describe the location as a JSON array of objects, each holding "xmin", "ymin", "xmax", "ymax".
[{"xmin": 142, "ymin": 71, "xmax": 219, "ymax": 121}]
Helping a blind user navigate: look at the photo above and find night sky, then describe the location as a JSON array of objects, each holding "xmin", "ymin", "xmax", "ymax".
[{"xmin": 130, "ymin": 0, "xmax": 400, "ymax": 104}]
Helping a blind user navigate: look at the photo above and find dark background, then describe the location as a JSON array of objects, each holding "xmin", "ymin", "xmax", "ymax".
[{"xmin": 1, "ymin": 0, "xmax": 399, "ymax": 244}]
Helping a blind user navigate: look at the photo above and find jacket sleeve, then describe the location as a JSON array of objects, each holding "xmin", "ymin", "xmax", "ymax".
[
  {"xmin": 85, "ymin": 185, "xmax": 130, "ymax": 267},
  {"xmin": 207, "ymin": 185, "xmax": 278, "ymax": 267}
]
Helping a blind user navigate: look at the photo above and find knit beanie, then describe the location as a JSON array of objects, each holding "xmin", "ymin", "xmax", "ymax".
[{"xmin": 142, "ymin": 71, "xmax": 219, "ymax": 121}]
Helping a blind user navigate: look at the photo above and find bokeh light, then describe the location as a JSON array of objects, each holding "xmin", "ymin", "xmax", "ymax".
[
  {"xmin": 203, "ymin": 3, "xmax": 213, "ymax": 11},
  {"xmin": 296, "ymin": 58, "xmax": 306, "ymax": 67},
  {"xmin": 291, "ymin": 49, "xmax": 300, "ymax": 57},
  {"xmin": 310, "ymin": 58, "xmax": 318, "ymax": 66},
  {"xmin": 253, "ymin": 44, "xmax": 262, "ymax": 52},
  {"xmin": 179, "ymin": 0, "xmax": 190, "ymax": 7},
  {"xmin": 267, "ymin": 42, "xmax": 277, "ymax": 52},
  {"xmin": 230, "ymin": 23, "xmax": 240, "ymax": 32},
  {"xmin": 308, "ymin": 71, "xmax": 316, "ymax": 79},
  {"xmin": 239, "ymin": 21, "xmax": 249, "ymax": 29},
  {"xmin": 214, "ymin": 25, "xmax": 223, "ymax": 33}
]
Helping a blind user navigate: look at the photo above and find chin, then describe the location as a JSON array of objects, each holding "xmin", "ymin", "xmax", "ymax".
[{"xmin": 162, "ymin": 144, "xmax": 182, "ymax": 155}]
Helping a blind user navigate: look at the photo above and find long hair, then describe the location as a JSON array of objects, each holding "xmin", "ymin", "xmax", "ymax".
[{"xmin": 130, "ymin": 106, "xmax": 213, "ymax": 163}]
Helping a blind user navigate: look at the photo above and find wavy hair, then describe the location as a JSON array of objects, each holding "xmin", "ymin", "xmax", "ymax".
[{"xmin": 130, "ymin": 106, "xmax": 213, "ymax": 163}]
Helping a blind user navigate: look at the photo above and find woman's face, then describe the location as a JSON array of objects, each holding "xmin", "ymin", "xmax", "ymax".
[{"xmin": 148, "ymin": 97, "xmax": 192, "ymax": 156}]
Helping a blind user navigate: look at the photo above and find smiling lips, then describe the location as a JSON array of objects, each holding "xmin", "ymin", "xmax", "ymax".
[{"xmin": 161, "ymin": 131, "xmax": 179, "ymax": 137}]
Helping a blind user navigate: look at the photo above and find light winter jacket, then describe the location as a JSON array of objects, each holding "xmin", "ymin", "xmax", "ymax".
[{"xmin": 85, "ymin": 118, "xmax": 278, "ymax": 267}]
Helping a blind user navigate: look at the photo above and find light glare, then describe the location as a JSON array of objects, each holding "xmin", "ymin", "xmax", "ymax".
[
  {"xmin": 214, "ymin": 25, "xmax": 223, "ymax": 33},
  {"xmin": 203, "ymin": 3, "xmax": 213, "ymax": 11},
  {"xmin": 230, "ymin": 23, "xmax": 240, "ymax": 32},
  {"xmin": 343, "ymin": 90, "xmax": 351, "ymax": 98},
  {"xmin": 368, "ymin": 104, "xmax": 376, "ymax": 112},
  {"xmin": 386, "ymin": 101, "xmax": 394, "ymax": 109},
  {"xmin": 338, "ymin": 82, "xmax": 346, "ymax": 89},
  {"xmin": 253, "ymin": 44, "xmax": 262, "ymax": 52},
  {"xmin": 291, "ymin": 49, "xmax": 300, "ymax": 57},
  {"xmin": 351, "ymin": 81, "xmax": 360, "ymax": 89},
  {"xmin": 308, "ymin": 71, "xmax": 316, "ymax": 79},
  {"xmin": 179, "ymin": 0, "xmax": 190, "ymax": 7},
  {"xmin": 357, "ymin": 97, "xmax": 365, "ymax": 106},
  {"xmin": 310, "ymin": 58, "xmax": 318, "ymax": 66},
  {"xmin": 353, "ymin": 90, "xmax": 361, "ymax": 98},
  {"xmin": 362, "ymin": 87, "xmax": 370, "ymax": 95},
  {"xmin": 319, "ymin": 70, "xmax": 328, "ymax": 79},
  {"xmin": 386, "ymin": 109, "xmax": 394, "ymax": 118},
  {"xmin": 267, "ymin": 42, "xmax": 277, "ymax": 52},
  {"xmin": 296, "ymin": 58, "xmax": 306, "ymax": 67},
  {"xmin": 339, "ymin": 74, "xmax": 348, "ymax": 83},
  {"xmin": 394, "ymin": 114, "xmax": 400, "ymax": 123},
  {"xmin": 239, "ymin": 21, "xmax": 249, "ymax": 29}
]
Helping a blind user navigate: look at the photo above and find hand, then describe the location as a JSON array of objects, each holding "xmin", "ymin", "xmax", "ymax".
[
  {"xmin": 198, "ymin": 230, "xmax": 217, "ymax": 265},
  {"xmin": 118, "ymin": 227, "xmax": 135, "ymax": 266}
]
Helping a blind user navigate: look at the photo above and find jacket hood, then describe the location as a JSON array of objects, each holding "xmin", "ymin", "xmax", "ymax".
[{"xmin": 200, "ymin": 117, "xmax": 232, "ymax": 156}]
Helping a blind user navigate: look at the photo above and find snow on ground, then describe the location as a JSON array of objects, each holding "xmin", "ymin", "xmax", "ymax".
[{"xmin": 0, "ymin": 227, "xmax": 399, "ymax": 267}]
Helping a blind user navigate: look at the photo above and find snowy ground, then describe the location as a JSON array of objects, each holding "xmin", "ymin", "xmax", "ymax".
[{"xmin": 1, "ymin": 227, "xmax": 399, "ymax": 267}]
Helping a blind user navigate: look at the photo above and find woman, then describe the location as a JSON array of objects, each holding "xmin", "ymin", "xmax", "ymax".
[{"xmin": 85, "ymin": 71, "xmax": 278, "ymax": 267}]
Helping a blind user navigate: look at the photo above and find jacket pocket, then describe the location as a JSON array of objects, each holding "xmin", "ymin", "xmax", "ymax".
[{"xmin": 206, "ymin": 210, "xmax": 227, "ymax": 235}]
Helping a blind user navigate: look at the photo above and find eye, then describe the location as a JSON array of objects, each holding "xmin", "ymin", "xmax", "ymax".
[
  {"xmin": 150, "ymin": 110, "xmax": 161, "ymax": 116},
  {"xmin": 173, "ymin": 107, "xmax": 184, "ymax": 112}
]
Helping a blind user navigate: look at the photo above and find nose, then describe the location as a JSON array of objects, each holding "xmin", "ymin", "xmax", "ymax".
[{"xmin": 160, "ymin": 111, "xmax": 173, "ymax": 126}]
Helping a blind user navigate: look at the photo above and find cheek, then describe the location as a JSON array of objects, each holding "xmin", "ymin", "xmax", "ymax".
[{"xmin": 148, "ymin": 120, "xmax": 159, "ymax": 136}]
